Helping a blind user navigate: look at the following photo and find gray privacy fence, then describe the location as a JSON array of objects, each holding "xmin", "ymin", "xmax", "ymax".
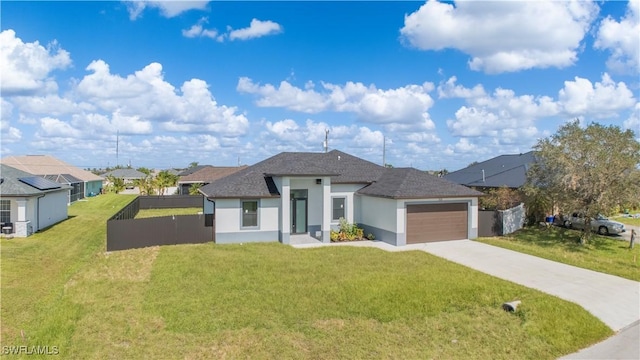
[
  {"xmin": 478, "ymin": 203, "xmax": 525, "ymax": 237},
  {"xmin": 107, "ymin": 195, "xmax": 213, "ymax": 251}
]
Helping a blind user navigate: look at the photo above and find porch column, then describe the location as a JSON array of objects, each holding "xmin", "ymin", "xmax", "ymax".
[
  {"xmin": 280, "ymin": 177, "xmax": 290, "ymax": 244},
  {"xmin": 15, "ymin": 199, "xmax": 32, "ymax": 237},
  {"xmin": 469, "ymin": 198, "xmax": 478, "ymax": 239},
  {"xmin": 16, "ymin": 199, "xmax": 28, "ymax": 221},
  {"xmin": 321, "ymin": 176, "xmax": 331, "ymax": 243}
]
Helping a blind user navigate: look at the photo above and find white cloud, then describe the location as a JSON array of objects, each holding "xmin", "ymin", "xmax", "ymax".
[
  {"xmin": 75, "ymin": 60, "xmax": 249, "ymax": 136},
  {"xmin": 0, "ymin": 29, "xmax": 71, "ymax": 95},
  {"xmin": 237, "ymin": 77, "xmax": 327, "ymax": 112},
  {"xmin": 262, "ymin": 118, "xmax": 384, "ymax": 153},
  {"xmin": 228, "ymin": 19, "xmax": 282, "ymax": 41},
  {"xmin": 623, "ymin": 102, "xmax": 640, "ymax": 134},
  {"xmin": 182, "ymin": 17, "xmax": 220, "ymax": 40},
  {"xmin": 441, "ymin": 77, "xmax": 558, "ymax": 138},
  {"xmin": 0, "ymin": 98, "xmax": 22, "ymax": 144},
  {"xmin": 594, "ymin": 0, "xmax": 640, "ymax": 74},
  {"xmin": 400, "ymin": 0, "xmax": 598, "ymax": 73},
  {"xmin": 125, "ymin": 1, "xmax": 209, "ymax": 20},
  {"xmin": 238, "ymin": 77, "xmax": 436, "ymax": 129},
  {"xmin": 558, "ymin": 73, "xmax": 636, "ymax": 118},
  {"xmin": 38, "ymin": 117, "xmax": 82, "ymax": 138}
]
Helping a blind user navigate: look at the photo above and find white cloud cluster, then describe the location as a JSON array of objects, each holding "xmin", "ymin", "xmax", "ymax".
[
  {"xmin": 126, "ymin": 0, "xmax": 210, "ymax": 20},
  {"xmin": 0, "ymin": 30, "xmax": 71, "ymax": 95},
  {"xmin": 259, "ymin": 118, "xmax": 385, "ymax": 160},
  {"xmin": 401, "ymin": 0, "xmax": 598, "ymax": 73},
  {"xmin": 440, "ymin": 74, "xmax": 636, "ymax": 141},
  {"xmin": 182, "ymin": 18, "xmax": 282, "ymax": 42},
  {"xmin": 181, "ymin": 17, "xmax": 219, "ymax": 40},
  {"xmin": 558, "ymin": 73, "xmax": 636, "ymax": 118},
  {"xmin": 228, "ymin": 19, "xmax": 282, "ymax": 41},
  {"xmin": 238, "ymin": 77, "xmax": 436, "ymax": 129},
  {"xmin": 1, "ymin": 31, "xmax": 250, "ymax": 164},
  {"xmin": 439, "ymin": 77, "xmax": 556, "ymax": 140},
  {"xmin": 594, "ymin": 0, "xmax": 640, "ymax": 74},
  {"xmin": 74, "ymin": 60, "xmax": 249, "ymax": 136}
]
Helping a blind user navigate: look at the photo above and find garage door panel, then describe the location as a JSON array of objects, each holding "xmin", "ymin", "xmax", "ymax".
[{"xmin": 406, "ymin": 203, "xmax": 468, "ymax": 244}]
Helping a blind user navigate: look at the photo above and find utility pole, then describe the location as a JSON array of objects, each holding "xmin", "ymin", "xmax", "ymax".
[
  {"xmin": 382, "ymin": 135, "xmax": 386, "ymax": 167},
  {"xmin": 324, "ymin": 129, "xmax": 329, "ymax": 153},
  {"xmin": 116, "ymin": 130, "xmax": 119, "ymax": 167}
]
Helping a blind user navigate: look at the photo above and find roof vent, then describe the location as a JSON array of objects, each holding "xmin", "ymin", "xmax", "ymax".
[{"xmin": 338, "ymin": 155, "xmax": 341, "ymax": 160}]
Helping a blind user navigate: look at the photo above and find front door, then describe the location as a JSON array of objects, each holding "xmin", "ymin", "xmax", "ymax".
[{"xmin": 290, "ymin": 190, "xmax": 308, "ymax": 234}]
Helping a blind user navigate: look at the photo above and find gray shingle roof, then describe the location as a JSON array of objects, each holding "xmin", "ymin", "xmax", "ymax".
[
  {"xmin": 444, "ymin": 151, "xmax": 535, "ymax": 188},
  {"xmin": 1, "ymin": 164, "xmax": 71, "ymax": 196},
  {"xmin": 200, "ymin": 150, "xmax": 479, "ymax": 199},
  {"xmin": 356, "ymin": 168, "xmax": 484, "ymax": 199},
  {"xmin": 102, "ymin": 168, "xmax": 147, "ymax": 179}
]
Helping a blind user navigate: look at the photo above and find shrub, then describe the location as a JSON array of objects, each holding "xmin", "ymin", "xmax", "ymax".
[{"xmin": 331, "ymin": 218, "xmax": 365, "ymax": 242}]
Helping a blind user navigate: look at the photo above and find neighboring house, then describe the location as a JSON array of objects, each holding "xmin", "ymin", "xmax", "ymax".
[
  {"xmin": 199, "ymin": 150, "xmax": 483, "ymax": 246},
  {"xmin": 1, "ymin": 155, "xmax": 103, "ymax": 199},
  {"xmin": 0, "ymin": 164, "xmax": 70, "ymax": 237},
  {"xmin": 444, "ymin": 151, "xmax": 535, "ymax": 189},
  {"xmin": 102, "ymin": 168, "xmax": 147, "ymax": 185},
  {"xmin": 43, "ymin": 174, "xmax": 84, "ymax": 203},
  {"xmin": 177, "ymin": 165, "xmax": 248, "ymax": 195}
]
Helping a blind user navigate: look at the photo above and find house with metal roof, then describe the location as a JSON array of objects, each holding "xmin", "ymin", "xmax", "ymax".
[
  {"xmin": 0, "ymin": 164, "xmax": 70, "ymax": 237},
  {"xmin": 444, "ymin": 151, "xmax": 535, "ymax": 189},
  {"xmin": 1, "ymin": 155, "xmax": 103, "ymax": 197},
  {"xmin": 199, "ymin": 150, "xmax": 483, "ymax": 246}
]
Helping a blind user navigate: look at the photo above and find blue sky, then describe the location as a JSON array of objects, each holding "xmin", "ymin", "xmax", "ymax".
[{"xmin": 1, "ymin": 1, "xmax": 638, "ymax": 171}]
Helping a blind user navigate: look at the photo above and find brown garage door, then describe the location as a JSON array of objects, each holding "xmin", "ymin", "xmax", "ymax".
[{"xmin": 406, "ymin": 203, "xmax": 468, "ymax": 244}]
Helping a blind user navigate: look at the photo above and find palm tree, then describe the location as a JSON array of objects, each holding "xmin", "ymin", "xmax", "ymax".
[
  {"xmin": 106, "ymin": 175, "xmax": 125, "ymax": 194},
  {"xmin": 188, "ymin": 183, "xmax": 203, "ymax": 195},
  {"xmin": 155, "ymin": 170, "xmax": 178, "ymax": 196}
]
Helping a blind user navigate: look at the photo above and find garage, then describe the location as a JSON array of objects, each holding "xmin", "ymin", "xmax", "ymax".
[{"xmin": 406, "ymin": 203, "xmax": 468, "ymax": 244}]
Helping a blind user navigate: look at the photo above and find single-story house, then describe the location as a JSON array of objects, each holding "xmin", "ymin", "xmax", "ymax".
[
  {"xmin": 444, "ymin": 151, "xmax": 535, "ymax": 189},
  {"xmin": 1, "ymin": 155, "xmax": 103, "ymax": 198},
  {"xmin": 177, "ymin": 165, "xmax": 247, "ymax": 195},
  {"xmin": 43, "ymin": 173, "xmax": 84, "ymax": 204},
  {"xmin": 199, "ymin": 150, "xmax": 483, "ymax": 246},
  {"xmin": 0, "ymin": 164, "xmax": 70, "ymax": 237}
]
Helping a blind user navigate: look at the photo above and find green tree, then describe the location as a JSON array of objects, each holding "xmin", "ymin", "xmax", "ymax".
[
  {"xmin": 106, "ymin": 175, "xmax": 125, "ymax": 194},
  {"xmin": 188, "ymin": 162, "xmax": 199, "ymax": 168},
  {"xmin": 155, "ymin": 170, "xmax": 179, "ymax": 196},
  {"xmin": 527, "ymin": 120, "xmax": 640, "ymax": 243},
  {"xmin": 188, "ymin": 183, "xmax": 203, "ymax": 195},
  {"xmin": 134, "ymin": 168, "xmax": 155, "ymax": 195}
]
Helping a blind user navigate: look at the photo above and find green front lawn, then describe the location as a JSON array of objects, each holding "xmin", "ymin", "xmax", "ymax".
[
  {"xmin": 613, "ymin": 215, "xmax": 640, "ymax": 227},
  {"xmin": 479, "ymin": 227, "xmax": 640, "ymax": 281},
  {"xmin": 1, "ymin": 195, "xmax": 613, "ymax": 359}
]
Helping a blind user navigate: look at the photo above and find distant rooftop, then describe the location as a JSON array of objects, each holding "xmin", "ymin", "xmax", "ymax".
[{"xmin": 444, "ymin": 151, "xmax": 535, "ymax": 188}]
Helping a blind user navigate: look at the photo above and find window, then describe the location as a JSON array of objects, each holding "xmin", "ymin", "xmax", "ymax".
[
  {"xmin": 242, "ymin": 200, "xmax": 258, "ymax": 228},
  {"xmin": 332, "ymin": 197, "xmax": 345, "ymax": 221},
  {"xmin": 0, "ymin": 200, "xmax": 10, "ymax": 224}
]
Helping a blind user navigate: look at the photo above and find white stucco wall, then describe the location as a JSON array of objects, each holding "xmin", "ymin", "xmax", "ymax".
[
  {"xmin": 37, "ymin": 190, "xmax": 68, "ymax": 231},
  {"xmin": 215, "ymin": 198, "xmax": 279, "ymax": 233},
  {"xmin": 330, "ymin": 183, "xmax": 366, "ymax": 225},
  {"xmin": 358, "ymin": 195, "xmax": 398, "ymax": 232}
]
